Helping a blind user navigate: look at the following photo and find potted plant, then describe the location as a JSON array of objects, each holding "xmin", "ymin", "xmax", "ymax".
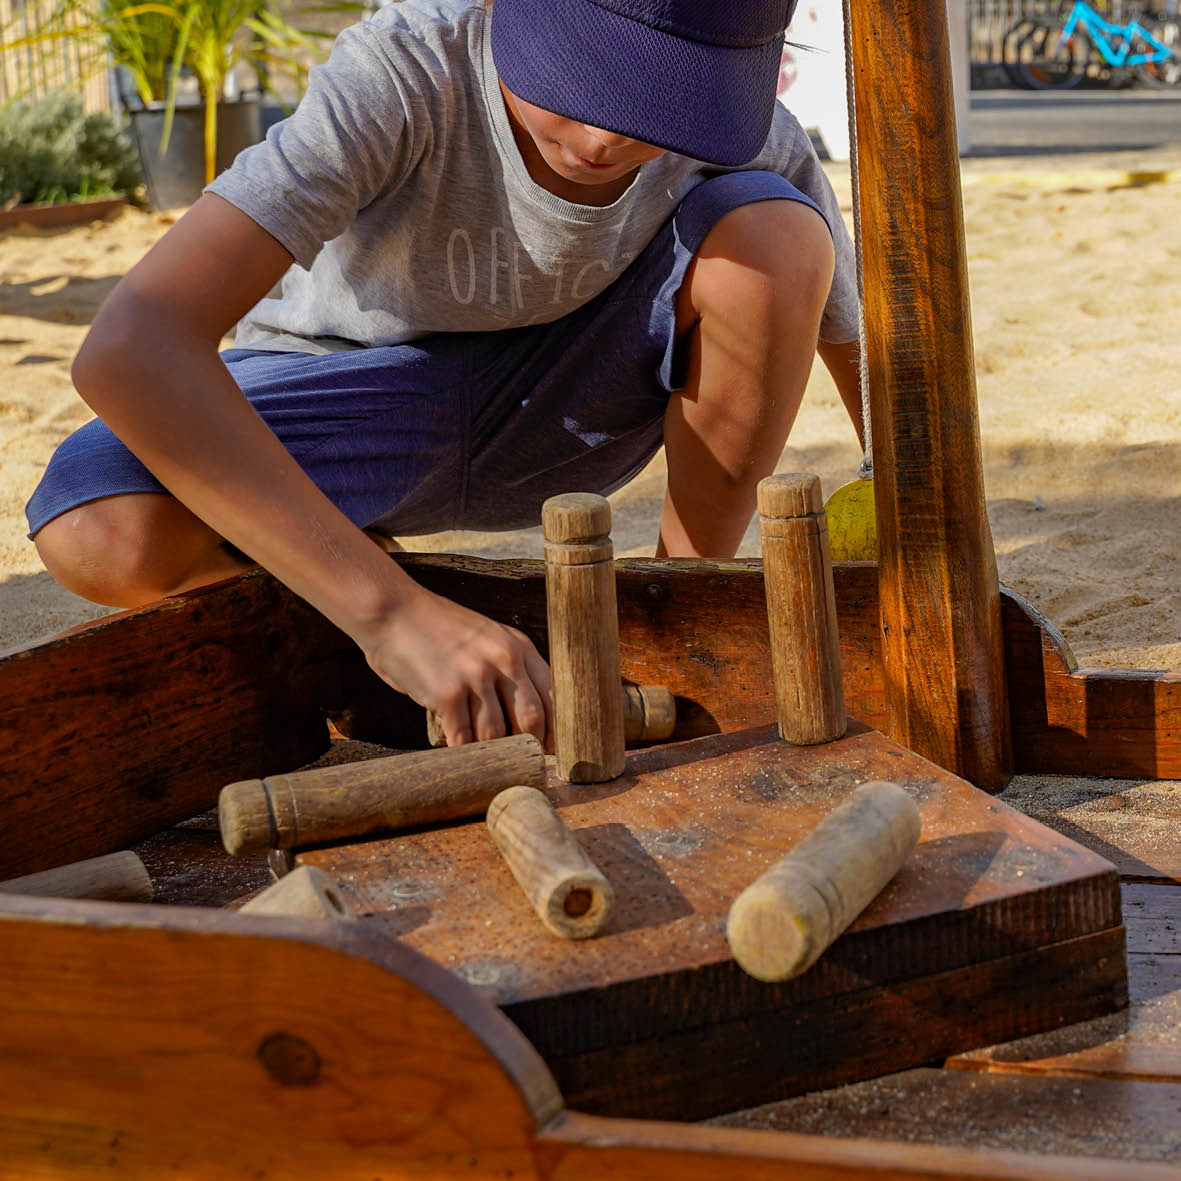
[{"xmin": 1, "ymin": 0, "xmax": 364, "ymax": 208}]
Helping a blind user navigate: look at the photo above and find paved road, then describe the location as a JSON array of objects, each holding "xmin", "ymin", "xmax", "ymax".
[{"xmin": 969, "ymin": 89, "xmax": 1181, "ymax": 156}]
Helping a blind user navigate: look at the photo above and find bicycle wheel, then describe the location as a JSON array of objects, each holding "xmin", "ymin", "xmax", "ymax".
[
  {"xmin": 1001, "ymin": 17, "xmax": 1040, "ymax": 85},
  {"xmin": 1136, "ymin": 18, "xmax": 1181, "ymax": 86},
  {"xmin": 1013, "ymin": 22, "xmax": 1087, "ymax": 88}
]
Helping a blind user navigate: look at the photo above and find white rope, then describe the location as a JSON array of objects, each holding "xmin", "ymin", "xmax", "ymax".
[{"xmin": 842, "ymin": 0, "xmax": 873, "ymax": 478}]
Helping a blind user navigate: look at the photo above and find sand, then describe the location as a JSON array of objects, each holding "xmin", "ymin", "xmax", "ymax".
[{"xmin": 2, "ymin": 149, "xmax": 1179, "ymax": 729}]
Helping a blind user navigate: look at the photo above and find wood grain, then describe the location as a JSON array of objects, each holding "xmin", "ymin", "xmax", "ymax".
[
  {"xmin": 543, "ymin": 494, "xmax": 626, "ymax": 783},
  {"xmin": 2, "ymin": 558, "xmax": 1177, "ymax": 883},
  {"xmin": 218, "ymin": 733, "xmax": 545, "ymax": 854},
  {"xmin": 487, "ymin": 786, "xmax": 614, "ymax": 940},
  {"xmin": 758, "ymin": 475, "xmax": 846, "ymax": 746},
  {"xmin": 727, "ymin": 781, "xmax": 920, "ymax": 981},
  {"xmin": 947, "ymin": 882, "xmax": 1180, "ymax": 1084},
  {"xmin": 238, "ymin": 865, "xmax": 355, "ymax": 920},
  {"xmin": 0, "ymin": 893, "xmax": 561, "ymax": 1179},
  {"xmin": 302, "ymin": 723, "xmax": 1124, "ymax": 1120},
  {"xmin": 0, "ymin": 851, "xmax": 151, "ymax": 902},
  {"xmin": 0, "ymin": 897, "xmax": 1161, "ymax": 1181},
  {"xmin": 848, "ymin": 0, "xmax": 1011, "ymax": 792}
]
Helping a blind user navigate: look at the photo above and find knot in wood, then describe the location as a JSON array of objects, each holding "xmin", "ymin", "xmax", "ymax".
[{"xmin": 257, "ymin": 1032, "xmax": 321, "ymax": 1086}]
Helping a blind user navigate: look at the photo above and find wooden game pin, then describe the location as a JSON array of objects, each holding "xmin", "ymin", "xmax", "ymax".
[
  {"xmin": 240, "ymin": 865, "xmax": 356, "ymax": 920},
  {"xmin": 0, "ymin": 850, "xmax": 153, "ymax": 902},
  {"xmin": 542, "ymin": 492, "xmax": 626, "ymax": 783},
  {"xmin": 758, "ymin": 473, "xmax": 847, "ymax": 745},
  {"xmin": 219, "ymin": 733, "xmax": 545, "ymax": 856},
  {"xmin": 426, "ymin": 683, "xmax": 675, "ymax": 748},
  {"xmin": 726, "ymin": 780, "xmax": 921, "ymax": 982},
  {"xmin": 486, "ymin": 785, "xmax": 613, "ymax": 939}
]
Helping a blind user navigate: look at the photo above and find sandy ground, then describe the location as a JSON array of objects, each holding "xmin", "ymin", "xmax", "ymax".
[{"xmin": 2, "ymin": 150, "xmax": 1179, "ymax": 830}]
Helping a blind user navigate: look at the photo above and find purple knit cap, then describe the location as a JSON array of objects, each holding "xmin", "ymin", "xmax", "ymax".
[{"xmin": 490, "ymin": 0, "xmax": 799, "ymax": 167}]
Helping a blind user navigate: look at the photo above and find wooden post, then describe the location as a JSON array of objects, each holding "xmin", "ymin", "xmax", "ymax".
[
  {"xmin": 486, "ymin": 786, "xmax": 613, "ymax": 939},
  {"xmin": 542, "ymin": 494, "xmax": 626, "ymax": 783},
  {"xmin": 758, "ymin": 474, "xmax": 846, "ymax": 746},
  {"xmin": 847, "ymin": 0, "xmax": 1012, "ymax": 790}
]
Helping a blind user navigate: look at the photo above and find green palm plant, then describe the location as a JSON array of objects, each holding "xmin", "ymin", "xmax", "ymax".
[{"xmin": 1, "ymin": 0, "xmax": 364, "ymax": 185}]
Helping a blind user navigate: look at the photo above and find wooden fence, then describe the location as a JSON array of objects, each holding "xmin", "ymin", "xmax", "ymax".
[{"xmin": 0, "ymin": 0, "xmax": 109, "ymax": 112}]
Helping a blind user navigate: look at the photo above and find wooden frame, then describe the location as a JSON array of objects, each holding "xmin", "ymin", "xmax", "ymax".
[{"xmin": 0, "ymin": 0, "xmax": 1177, "ymax": 1173}]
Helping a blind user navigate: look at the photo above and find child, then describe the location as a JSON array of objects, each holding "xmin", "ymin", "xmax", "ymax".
[{"xmin": 26, "ymin": 0, "xmax": 863, "ymax": 748}]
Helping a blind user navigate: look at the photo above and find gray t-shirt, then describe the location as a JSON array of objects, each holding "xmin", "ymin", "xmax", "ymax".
[{"xmin": 209, "ymin": 0, "xmax": 859, "ymax": 354}]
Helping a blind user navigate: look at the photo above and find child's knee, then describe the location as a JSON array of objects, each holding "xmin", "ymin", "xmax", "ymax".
[
  {"xmin": 683, "ymin": 200, "xmax": 835, "ymax": 328},
  {"xmin": 33, "ymin": 494, "xmax": 227, "ymax": 607}
]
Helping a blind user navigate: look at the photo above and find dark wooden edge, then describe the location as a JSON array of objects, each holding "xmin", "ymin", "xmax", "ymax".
[
  {"xmin": 1, "ymin": 893, "xmax": 1169, "ymax": 1181},
  {"xmin": 535, "ymin": 1110, "xmax": 1181, "ymax": 1180},
  {"xmin": 2, "ymin": 557, "xmax": 1177, "ymax": 877}
]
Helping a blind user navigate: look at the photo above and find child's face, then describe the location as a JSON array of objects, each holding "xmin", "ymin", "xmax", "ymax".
[{"xmin": 501, "ymin": 85, "xmax": 666, "ymax": 192}]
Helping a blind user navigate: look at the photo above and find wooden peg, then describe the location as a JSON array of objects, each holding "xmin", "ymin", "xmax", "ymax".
[
  {"xmin": 758, "ymin": 473, "xmax": 847, "ymax": 745},
  {"xmin": 542, "ymin": 493, "xmax": 625, "ymax": 783},
  {"xmin": 219, "ymin": 733, "xmax": 545, "ymax": 856},
  {"xmin": 620, "ymin": 684, "xmax": 676, "ymax": 743},
  {"xmin": 240, "ymin": 866, "xmax": 356, "ymax": 920},
  {"xmin": 726, "ymin": 780, "xmax": 921, "ymax": 982},
  {"xmin": 426, "ymin": 683, "xmax": 675, "ymax": 748},
  {"xmin": 486, "ymin": 785, "xmax": 613, "ymax": 939},
  {"xmin": 0, "ymin": 851, "xmax": 152, "ymax": 902}
]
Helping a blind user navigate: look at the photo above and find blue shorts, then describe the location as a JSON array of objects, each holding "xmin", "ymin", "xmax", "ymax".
[{"xmin": 26, "ymin": 172, "xmax": 820, "ymax": 538}]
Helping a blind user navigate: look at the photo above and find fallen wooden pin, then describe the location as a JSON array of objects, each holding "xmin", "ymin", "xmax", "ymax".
[
  {"xmin": 239, "ymin": 865, "xmax": 357, "ymax": 920},
  {"xmin": 426, "ymin": 683, "xmax": 676, "ymax": 748},
  {"xmin": 487, "ymin": 786, "xmax": 613, "ymax": 940},
  {"xmin": 218, "ymin": 733, "xmax": 545, "ymax": 855},
  {"xmin": 0, "ymin": 850, "xmax": 152, "ymax": 902},
  {"xmin": 727, "ymin": 780, "xmax": 921, "ymax": 981}
]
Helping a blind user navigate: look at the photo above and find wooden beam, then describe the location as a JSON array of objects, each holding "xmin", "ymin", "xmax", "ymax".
[
  {"xmin": 847, "ymin": 0, "xmax": 1011, "ymax": 790},
  {"xmin": 2, "ymin": 558, "xmax": 1177, "ymax": 881}
]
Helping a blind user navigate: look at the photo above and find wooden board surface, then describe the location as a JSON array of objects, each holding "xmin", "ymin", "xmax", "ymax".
[
  {"xmin": 948, "ymin": 883, "xmax": 1180, "ymax": 1084},
  {"xmin": 299, "ymin": 722, "xmax": 1125, "ymax": 1119}
]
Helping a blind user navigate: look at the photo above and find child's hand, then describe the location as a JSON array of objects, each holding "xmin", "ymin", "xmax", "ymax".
[{"xmin": 363, "ymin": 588, "xmax": 554, "ymax": 751}]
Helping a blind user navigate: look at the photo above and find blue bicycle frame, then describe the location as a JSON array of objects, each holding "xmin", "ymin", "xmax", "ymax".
[{"xmin": 1058, "ymin": 0, "xmax": 1174, "ymax": 66}]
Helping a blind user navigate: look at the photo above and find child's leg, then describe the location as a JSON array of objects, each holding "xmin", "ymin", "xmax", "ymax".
[
  {"xmin": 35, "ymin": 492, "xmax": 245, "ymax": 607},
  {"xmin": 659, "ymin": 197, "xmax": 835, "ymax": 557},
  {"xmin": 27, "ymin": 344, "xmax": 469, "ymax": 606}
]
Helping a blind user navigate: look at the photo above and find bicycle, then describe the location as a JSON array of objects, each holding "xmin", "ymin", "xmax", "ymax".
[{"xmin": 1011, "ymin": 0, "xmax": 1180, "ymax": 88}]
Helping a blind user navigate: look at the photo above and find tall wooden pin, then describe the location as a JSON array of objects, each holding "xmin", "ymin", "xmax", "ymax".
[
  {"xmin": 542, "ymin": 493, "xmax": 626, "ymax": 782},
  {"xmin": 759, "ymin": 473, "xmax": 847, "ymax": 745}
]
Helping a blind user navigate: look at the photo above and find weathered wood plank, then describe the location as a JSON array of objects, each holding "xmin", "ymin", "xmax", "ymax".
[
  {"xmin": 710, "ymin": 1069, "xmax": 1181, "ymax": 1168},
  {"xmin": 0, "ymin": 571, "xmax": 342, "ymax": 879},
  {"xmin": 0, "ymin": 894, "xmax": 561, "ymax": 1179},
  {"xmin": 2, "ymin": 557, "xmax": 1177, "ymax": 886},
  {"xmin": 301, "ymin": 723, "xmax": 1124, "ymax": 1120},
  {"xmin": 947, "ymin": 884, "xmax": 1179, "ymax": 1083}
]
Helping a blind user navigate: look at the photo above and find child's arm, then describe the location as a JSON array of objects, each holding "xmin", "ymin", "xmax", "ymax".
[{"xmin": 71, "ymin": 193, "xmax": 552, "ymax": 748}]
